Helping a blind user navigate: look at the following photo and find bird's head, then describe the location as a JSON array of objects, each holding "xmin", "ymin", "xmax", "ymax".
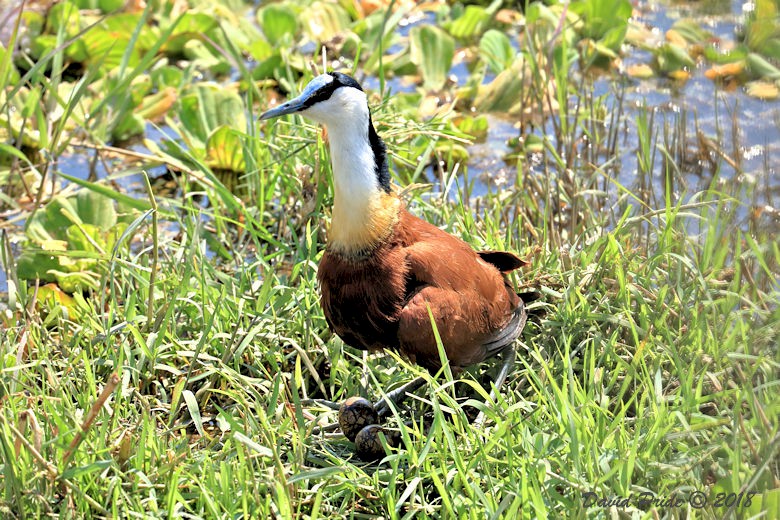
[
  {"xmin": 260, "ymin": 71, "xmax": 391, "ymax": 196},
  {"xmin": 260, "ymin": 71, "xmax": 396, "ymax": 255},
  {"xmin": 259, "ymin": 72, "xmax": 368, "ymax": 128}
]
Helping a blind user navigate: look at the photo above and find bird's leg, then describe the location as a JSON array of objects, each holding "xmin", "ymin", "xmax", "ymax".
[
  {"xmin": 299, "ymin": 399, "xmax": 342, "ymax": 437},
  {"xmin": 474, "ymin": 343, "xmax": 517, "ymax": 427},
  {"xmin": 488, "ymin": 343, "xmax": 516, "ymax": 403},
  {"xmin": 373, "ymin": 376, "xmax": 427, "ymax": 418},
  {"xmin": 300, "ymin": 398, "xmax": 342, "ymax": 411}
]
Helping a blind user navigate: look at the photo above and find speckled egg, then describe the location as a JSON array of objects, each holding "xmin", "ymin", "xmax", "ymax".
[
  {"xmin": 338, "ymin": 396, "xmax": 379, "ymax": 442},
  {"xmin": 354, "ymin": 424, "xmax": 387, "ymax": 461}
]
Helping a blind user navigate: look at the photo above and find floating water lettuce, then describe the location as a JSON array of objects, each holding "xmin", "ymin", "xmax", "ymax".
[
  {"xmin": 257, "ymin": 3, "xmax": 299, "ymax": 45},
  {"xmin": 72, "ymin": 0, "xmax": 125, "ymax": 12},
  {"xmin": 410, "ymin": 25, "xmax": 455, "ymax": 91},
  {"xmin": 26, "ymin": 3, "xmax": 144, "ymax": 72},
  {"xmin": 113, "ymin": 86, "xmax": 179, "ymax": 142},
  {"xmin": 569, "ymin": 0, "xmax": 632, "ymax": 63},
  {"xmin": 161, "ymin": 84, "xmax": 248, "ymax": 173},
  {"xmin": 479, "ymin": 30, "xmax": 516, "ymax": 74},
  {"xmin": 206, "ymin": 126, "xmax": 247, "ymax": 172},
  {"xmin": 445, "ymin": 3, "xmax": 495, "ymax": 40},
  {"xmin": 654, "ymin": 42, "xmax": 696, "ymax": 77},
  {"xmin": 452, "ymin": 114, "xmax": 489, "ymax": 141},
  {"xmin": 0, "ymin": 87, "xmax": 45, "ymax": 151},
  {"xmin": 17, "ymin": 190, "xmax": 129, "ymax": 293},
  {"xmin": 744, "ymin": 0, "xmax": 780, "ymax": 60},
  {"xmin": 301, "ymin": 1, "xmax": 352, "ymax": 42},
  {"xmin": 474, "ymin": 59, "xmax": 527, "ymax": 115},
  {"xmin": 36, "ymin": 283, "xmax": 84, "ymax": 321}
]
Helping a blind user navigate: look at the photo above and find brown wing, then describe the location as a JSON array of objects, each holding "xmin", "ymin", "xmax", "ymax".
[{"xmin": 393, "ymin": 211, "xmax": 522, "ymax": 372}]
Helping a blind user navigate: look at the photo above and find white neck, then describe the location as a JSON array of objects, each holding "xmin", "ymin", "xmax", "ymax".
[
  {"xmin": 328, "ymin": 122, "xmax": 381, "ymax": 235},
  {"xmin": 302, "ymin": 88, "xmax": 386, "ymax": 249}
]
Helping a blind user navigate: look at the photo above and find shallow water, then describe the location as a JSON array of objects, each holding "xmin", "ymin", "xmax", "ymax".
[{"xmin": 468, "ymin": 1, "xmax": 777, "ymax": 196}]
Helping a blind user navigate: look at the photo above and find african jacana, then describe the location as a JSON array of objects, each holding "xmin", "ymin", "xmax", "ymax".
[{"xmin": 260, "ymin": 72, "xmax": 527, "ymax": 418}]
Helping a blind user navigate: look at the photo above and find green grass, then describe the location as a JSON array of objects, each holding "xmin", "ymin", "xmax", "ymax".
[{"xmin": 1, "ymin": 1, "xmax": 779, "ymax": 519}]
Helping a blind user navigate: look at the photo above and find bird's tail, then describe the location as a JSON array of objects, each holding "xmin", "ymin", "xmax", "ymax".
[{"xmin": 482, "ymin": 303, "xmax": 528, "ymax": 359}]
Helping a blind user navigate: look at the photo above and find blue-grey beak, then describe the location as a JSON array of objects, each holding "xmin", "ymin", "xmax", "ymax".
[
  {"xmin": 260, "ymin": 74, "xmax": 338, "ymax": 120},
  {"xmin": 259, "ymin": 95, "xmax": 307, "ymax": 120}
]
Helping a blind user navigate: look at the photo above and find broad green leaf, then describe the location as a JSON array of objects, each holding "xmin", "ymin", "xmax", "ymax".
[
  {"xmin": 452, "ymin": 114, "xmax": 489, "ymax": 141},
  {"xmin": 51, "ymin": 269, "xmax": 101, "ymax": 293},
  {"xmin": 72, "ymin": 0, "xmax": 124, "ymax": 12},
  {"xmin": 410, "ymin": 25, "xmax": 455, "ymax": 91},
  {"xmin": 76, "ymin": 189, "xmax": 117, "ymax": 230},
  {"xmin": 206, "ymin": 126, "xmax": 246, "ymax": 173},
  {"xmin": 257, "ymin": 4, "xmax": 299, "ymax": 46},
  {"xmin": 100, "ymin": 13, "xmax": 157, "ymax": 51},
  {"xmin": 745, "ymin": 0, "xmax": 780, "ymax": 58},
  {"xmin": 19, "ymin": 187, "xmax": 137, "ymax": 292},
  {"xmin": 703, "ymin": 45, "xmax": 748, "ymax": 65},
  {"xmin": 151, "ymin": 66, "xmax": 185, "ymax": 89},
  {"xmin": 45, "ymin": 1, "xmax": 82, "ymax": 38},
  {"xmin": 66, "ymin": 224, "xmax": 104, "ymax": 254},
  {"xmin": 571, "ymin": 0, "xmax": 632, "ymax": 41},
  {"xmin": 475, "ymin": 59, "xmax": 526, "ymax": 114},
  {"xmin": 112, "ymin": 113, "xmax": 146, "ymax": 142},
  {"xmin": 178, "ymin": 84, "xmax": 247, "ymax": 149},
  {"xmin": 163, "ymin": 13, "xmax": 218, "ymax": 55},
  {"xmin": 570, "ymin": 0, "xmax": 632, "ymax": 54},
  {"xmin": 479, "ymin": 29, "xmax": 515, "ymax": 74},
  {"xmin": 183, "ymin": 39, "xmax": 232, "ymax": 76},
  {"xmin": 30, "ymin": 34, "xmax": 57, "ymax": 61},
  {"xmin": 655, "ymin": 43, "xmax": 696, "ymax": 73},
  {"xmin": 301, "ymin": 1, "xmax": 351, "ymax": 42},
  {"xmin": 446, "ymin": 5, "xmax": 491, "ymax": 40},
  {"xmin": 81, "ymin": 28, "xmax": 139, "ymax": 71},
  {"xmin": 747, "ymin": 52, "xmax": 780, "ymax": 80},
  {"xmin": 251, "ymin": 53, "xmax": 284, "ymax": 80},
  {"xmin": 248, "ymin": 38, "xmax": 274, "ymax": 62},
  {"xmin": 17, "ymin": 252, "xmax": 60, "ymax": 283},
  {"xmin": 39, "ymin": 197, "xmax": 82, "ymax": 240}
]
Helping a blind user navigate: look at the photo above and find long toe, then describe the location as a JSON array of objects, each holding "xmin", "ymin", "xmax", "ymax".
[{"xmin": 372, "ymin": 376, "xmax": 428, "ymax": 418}]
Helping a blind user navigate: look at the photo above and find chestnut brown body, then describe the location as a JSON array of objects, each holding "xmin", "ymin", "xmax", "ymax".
[
  {"xmin": 318, "ymin": 205, "xmax": 525, "ymax": 373},
  {"xmin": 259, "ymin": 72, "xmax": 528, "ymax": 383}
]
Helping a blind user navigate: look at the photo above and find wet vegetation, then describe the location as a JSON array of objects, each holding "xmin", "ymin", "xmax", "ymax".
[{"xmin": 1, "ymin": 0, "xmax": 778, "ymax": 517}]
